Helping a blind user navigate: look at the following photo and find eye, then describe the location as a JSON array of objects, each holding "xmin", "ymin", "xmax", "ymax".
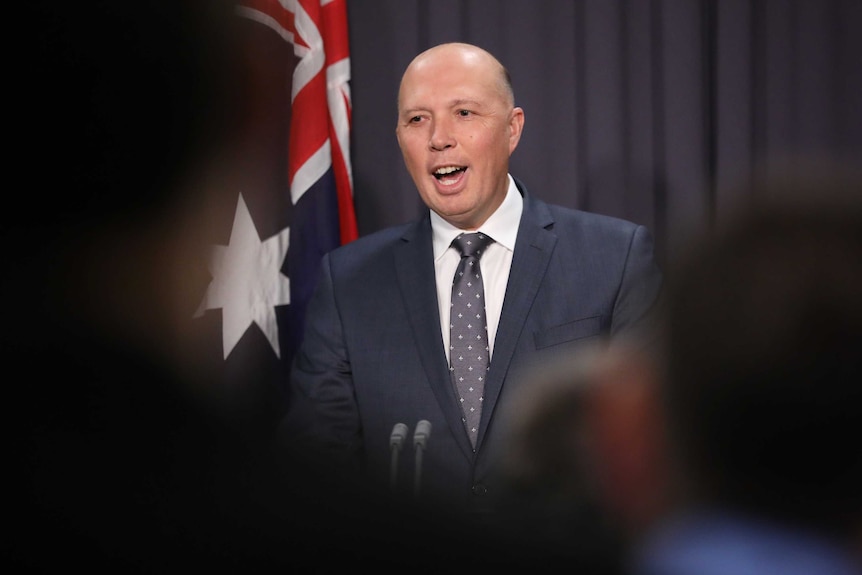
[{"xmin": 457, "ymin": 109, "xmax": 472, "ymax": 117}]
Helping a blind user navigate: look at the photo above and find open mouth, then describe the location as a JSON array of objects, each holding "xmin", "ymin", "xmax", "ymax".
[{"xmin": 433, "ymin": 166, "xmax": 466, "ymax": 182}]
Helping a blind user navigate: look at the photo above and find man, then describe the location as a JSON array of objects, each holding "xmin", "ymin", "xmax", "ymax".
[{"xmin": 282, "ymin": 42, "xmax": 663, "ymax": 516}]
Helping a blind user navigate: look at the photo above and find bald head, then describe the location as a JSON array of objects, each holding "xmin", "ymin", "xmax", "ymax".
[{"xmin": 398, "ymin": 42, "xmax": 514, "ymax": 111}]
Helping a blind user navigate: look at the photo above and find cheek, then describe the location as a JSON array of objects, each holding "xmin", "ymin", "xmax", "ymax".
[
  {"xmin": 471, "ymin": 130, "xmax": 505, "ymax": 158},
  {"xmin": 399, "ymin": 134, "xmax": 426, "ymax": 164}
]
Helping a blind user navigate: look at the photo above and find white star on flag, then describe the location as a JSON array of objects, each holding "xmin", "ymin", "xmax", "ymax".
[{"xmin": 195, "ymin": 193, "xmax": 291, "ymax": 359}]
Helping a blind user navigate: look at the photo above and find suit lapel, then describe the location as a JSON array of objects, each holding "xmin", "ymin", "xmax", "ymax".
[
  {"xmin": 477, "ymin": 192, "xmax": 557, "ymax": 448},
  {"xmin": 394, "ymin": 217, "xmax": 470, "ymax": 451}
]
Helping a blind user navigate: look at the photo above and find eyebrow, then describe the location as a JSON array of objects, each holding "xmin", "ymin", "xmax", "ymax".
[
  {"xmin": 450, "ymin": 98, "xmax": 482, "ymax": 108},
  {"xmin": 401, "ymin": 98, "xmax": 484, "ymax": 116}
]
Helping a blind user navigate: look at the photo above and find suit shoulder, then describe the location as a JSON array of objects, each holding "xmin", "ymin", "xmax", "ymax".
[
  {"xmin": 545, "ymin": 202, "xmax": 643, "ymax": 236},
  {"xmin": 328, "ymin": 222, "xmax": 414, "ymax": 259},
  {"xmin": 518, "ymin": 179, "xmax": 644, "ymax": 235}
]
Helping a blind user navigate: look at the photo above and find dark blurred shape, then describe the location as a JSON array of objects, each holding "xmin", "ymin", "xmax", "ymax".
[
  {"xmin": 4, "ymin": 2, "xmax": 301, "ymax": 571},
  {"xmin": 492, "ymin": 166, "xmax": 862, "ymax": 574},
  {"xmin": 631, "ymin": 167, "xmax": 862, "ymax": 574},
  {"xmin": 12, "ymin": 0, "xmax": 245, "ymax": 227},
  {"xmin": 492, "ymin": 339, "xmax": 666, "ymax": 575},
  {"xmin": 662, "ymin": 169, "xmax": 862, "ymax": 532}
]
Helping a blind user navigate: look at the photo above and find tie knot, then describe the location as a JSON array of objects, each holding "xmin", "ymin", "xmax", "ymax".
[{"xmin": 452, "ymin": 232, "xmax": 494, "ymax": 259}]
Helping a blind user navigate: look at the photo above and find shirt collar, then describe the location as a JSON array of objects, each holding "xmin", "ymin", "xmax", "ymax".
[{"xmin": 431, "ymin": 174, "xmax": 523, "ymax": 260}]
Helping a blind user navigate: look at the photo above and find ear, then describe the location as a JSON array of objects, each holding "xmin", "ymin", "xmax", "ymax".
[{"xmin": 508, "ymin": 107, "xmax": 525, "ymax": 154}]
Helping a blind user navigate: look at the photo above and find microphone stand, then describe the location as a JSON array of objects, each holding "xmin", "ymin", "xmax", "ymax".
[
  {"xmin": 389, "ymin": 423, "xmax": 408, "ymax": 492},
  {"xmin": 413, "ymin": 420, "xmax": 431, "ymax": 498}
]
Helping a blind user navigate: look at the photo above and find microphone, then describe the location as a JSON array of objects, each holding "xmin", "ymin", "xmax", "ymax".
[
  {"xmin": 413, "ymin": 420, "xmax": 431, "ymax": 497},
  {"xmin": 389, "ymin": 423, "xmax": 408, "ymax": 491}
]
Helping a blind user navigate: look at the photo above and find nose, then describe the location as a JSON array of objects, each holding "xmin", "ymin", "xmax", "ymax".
[{"xmin": 429, "ymin": 119, "xmax": 455, "ymax": 151}]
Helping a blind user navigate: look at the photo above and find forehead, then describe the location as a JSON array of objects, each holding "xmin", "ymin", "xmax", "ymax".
[{"xmin": 399, "ymin": 49, "xmax": 504, "ymax": 110}]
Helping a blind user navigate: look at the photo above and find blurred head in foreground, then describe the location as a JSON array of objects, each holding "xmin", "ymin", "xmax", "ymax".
[
  {"xmin": 494, "ymin": 338, "xmax": 667, "ymax": 572},
  {"xmin": 495, "ymin": 167, "xmax": 862, "ymax": 571},
  {"xmin": 6, "ymin": 0, "xmax": 248, "ymax": 381},
  {"xmin": 660, "ymin": 169, "xmax": 862, "ymax": 537}
]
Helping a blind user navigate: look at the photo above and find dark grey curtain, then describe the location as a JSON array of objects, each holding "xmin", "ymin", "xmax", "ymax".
[{"xmin": 347, "ymin": 0, "xmax": 861, "ymax": 265}]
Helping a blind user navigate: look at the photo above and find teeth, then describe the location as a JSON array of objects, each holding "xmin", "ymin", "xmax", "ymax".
[{"xmin": 435, "ymin": 166, "xmax": 461, "ymax": 175}]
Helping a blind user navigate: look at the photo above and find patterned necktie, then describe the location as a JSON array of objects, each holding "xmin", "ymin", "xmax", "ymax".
[{"xmin": 449, "ymin": 232, "xmax": 494, "ymax": 448}]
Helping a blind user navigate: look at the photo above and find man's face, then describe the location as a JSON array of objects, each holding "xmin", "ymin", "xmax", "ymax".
[{"xmin": 396, "ymin": 46, "xmax": 524, "ymax": 230}]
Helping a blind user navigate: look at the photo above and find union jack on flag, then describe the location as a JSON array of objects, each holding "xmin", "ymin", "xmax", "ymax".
[{"xmin": 195, "ymin": 0, "xmax": 357, "ymax": 404}]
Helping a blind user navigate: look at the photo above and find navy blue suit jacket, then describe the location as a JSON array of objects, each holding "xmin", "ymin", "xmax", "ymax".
[{"xmin": 284, "ymin": 179, "xmax": 663, "ymax": 513}]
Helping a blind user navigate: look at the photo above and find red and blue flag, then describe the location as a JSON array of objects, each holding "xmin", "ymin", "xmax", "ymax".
[{"xmin": 196, "ymin": 0, "xmax": 356, "ymax": 408}]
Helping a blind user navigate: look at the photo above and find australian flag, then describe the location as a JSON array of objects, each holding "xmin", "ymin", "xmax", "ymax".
[{"xmin": 195, "ymin": 0, "xmax": 357, "ymax": 421}]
